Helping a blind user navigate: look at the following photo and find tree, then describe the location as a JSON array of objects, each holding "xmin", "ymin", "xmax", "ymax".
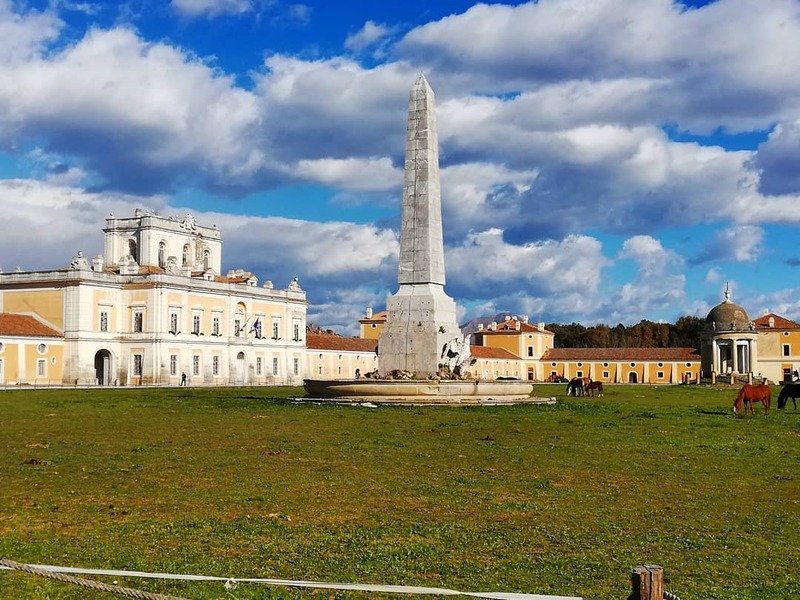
[{"xmin": 546, "ymin": 316, "xmax": 704, "ymax": 349}]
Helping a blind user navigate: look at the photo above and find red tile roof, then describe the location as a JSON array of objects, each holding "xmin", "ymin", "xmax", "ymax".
[
  {"xmin": 470, "ymin": 345, "xmax": 521, "ymax": 360},
  {"xmin": 306, "ymin": 333, "xmax": 378, "ymax": 353},
  {"xmin": 541, "ymin": 347, "xmax": 700, "ymax": 361},
  {"xmin": 0, "ymin": 313, "xmax": 62, "ymax": 338},
  {"xmin": 753, "ymin": 313, "xmax": 800, "ymax": 329},
  {"xmin": 477, "ymin": 319, "xmax": 553, "ymax": 335}
]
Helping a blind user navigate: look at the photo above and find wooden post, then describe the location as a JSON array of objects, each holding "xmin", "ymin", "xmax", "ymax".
[{"xmin": 630, "ymin": 565, "xmax": 663, "ymax": 600}]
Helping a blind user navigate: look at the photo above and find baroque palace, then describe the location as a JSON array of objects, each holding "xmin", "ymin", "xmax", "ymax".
[
  {"xmin": 1, "ymin": 212, "xmax": 798, "ymax": 387},
  {"xmin": 0, "ymin": 210, "xmax": 307, "ymax": 386}
]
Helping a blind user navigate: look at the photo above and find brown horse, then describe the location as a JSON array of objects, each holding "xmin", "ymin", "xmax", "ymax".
[
  {"xmin": 585, "ymin": 381, "xmax": 604, "ymax": 397},
  {"xmin": 733, "ymin": 384, "xmax": 771, "ymax": 415}
]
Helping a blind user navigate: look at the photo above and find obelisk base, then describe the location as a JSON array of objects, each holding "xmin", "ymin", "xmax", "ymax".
[{"xmin": 378, "ymin": 283, "xmax": 463, "ymax": 378}]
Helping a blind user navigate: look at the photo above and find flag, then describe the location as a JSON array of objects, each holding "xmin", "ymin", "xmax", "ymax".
[{"xmin": 250, "ymin": 317, "xmax": 262, "ymax": 338}]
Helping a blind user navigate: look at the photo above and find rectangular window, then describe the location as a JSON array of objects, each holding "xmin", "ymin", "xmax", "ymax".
[
  {"xmin": 273, "ymin": 357, "xmax": 279, "ymax": 375},
  {"xmin": 293, "ymin": 323, "xmax": 300, "ymax": 341},
  {"xmin": 192, "ymin": 355, "xmax": 200, "ymax": 376},
  {"xmin": 170, "ymin": 354, "xmax": 177, "ymax": 376},
  {"xmin": 212, "ymin": 316, "xmax": 220, "ymax": 336},
  {"xmin": 234, "ymin": 319, "xmax": 241, "ymax": 337},
  {"xmin": 133, "ymin": 310, "xmax": 144, "ymax": 333},
  {"xmin": 657, "ymin": 371, "xmax": 664, "ymax": 379},
  {"xmin": 170, "ymin": 312, "xmax": 178, "ymax": 334},
  {"xmin": 527, "ymin": 346, "xmax": 533, "ymax": 357},
  {"xmin": 603, "ymin": 371, "xmax": 609, "ymax": 378},
  {"xmin": 37, "ymin": 359, "xmax": 46, "ymax": 377},
  {"xmin": 256, "ymin": 357, "xmax": 262, "ymax": 376},
  {"xmin": 576, "ymin": 371, "xmax": 583, "ymax": 378},
  {"xmin": 294, "ymin": 358, "xmax": 299, "ymax": 376},
  {"xmin": 100, "ymin": 310, "xmax": 108, "ymax": 332},
  {"xmin": 193, "ymin": 314, "xmax": 201, "ymax": 335},
  {"xmin": 272, "ymin": 319, "xmax": 280, "ymax": 340},
  {"xmin": 318, "ymin": 365, "xmax": 323, "ymax": 375},
  {"xmin": 212, "ymin": 356, "xmax": 220, "ymax": 376},
  {"xmin": 783, "ymin": 344, "xmax": 791, "ymax": 357},
  {"xmin": 133, "ymin": 354, "xmax": 143, "ymax": 376}
]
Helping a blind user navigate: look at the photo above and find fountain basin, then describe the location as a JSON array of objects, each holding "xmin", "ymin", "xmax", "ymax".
[{"xmin": 303, "ymin": 379, "xmax": 553, "ymax": 406}]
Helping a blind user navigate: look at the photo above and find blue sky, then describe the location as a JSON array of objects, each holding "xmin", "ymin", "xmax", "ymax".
[{"xmin": 1, "ymin": 0, "xmax": 800, "ymax": 334}]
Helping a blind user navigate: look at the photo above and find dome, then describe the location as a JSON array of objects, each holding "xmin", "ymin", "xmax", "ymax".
[{"xmin": 705, "ymin": 287, "xmax": 751, "ymax": 331}]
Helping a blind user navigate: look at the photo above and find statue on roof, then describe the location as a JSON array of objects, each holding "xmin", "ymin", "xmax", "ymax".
[
  {"xmin": 69, "ymin": 251, "xmax": 91, "ymax": 270},
  {"xmin": 180, "ymin": 214, "xmax": 197, "ymax": 231}
]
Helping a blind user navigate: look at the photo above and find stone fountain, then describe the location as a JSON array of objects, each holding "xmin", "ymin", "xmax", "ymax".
[{"xmin": 304, "ymin": 76, "xmax": 542, "ymax": 405}]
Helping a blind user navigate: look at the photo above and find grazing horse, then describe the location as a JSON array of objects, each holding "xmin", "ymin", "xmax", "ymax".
[
  {"xmin": 585, "ymin": 381, "xmax": 604, "ymax": 397},
  {"xmin": 733, "ymin": 384, "xmax": 771, "ymax": 416},
  {"xmin": 778, "ymin": 383, "xmax": 800, "ymax": 410},
  {"xmin": 566, "ymin": 377, "xmax": 585, "ymax": 396}
]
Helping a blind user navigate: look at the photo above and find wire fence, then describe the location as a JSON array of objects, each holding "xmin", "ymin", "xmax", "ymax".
[{"xmin": 1, "ymin": 558, "xmax": 684, "ymax": 600}]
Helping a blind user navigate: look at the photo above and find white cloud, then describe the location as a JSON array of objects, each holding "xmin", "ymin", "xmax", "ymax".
[
  {"xmin": 610, "ymin": 235, "xmax": 686, "ymax": 321},
  {"xmin": 691, "ymin": 225, "xmax": 764, "ymax": 265},
  {"xmin": 0, "ymin": 26, "xmax": 265, "ymax": 192},
  {"xmin": 295, "ymin": 157, "xmax": 400, "ymax": 191},
  {"xmin": 211, "ymin": 211, "xmax": 398, "ymax": 279},
  {"xmin": 0, "ymin": 179, "xmax": 166, "ymax": 270},
  {"xmin": 705, "ymin": 267, "xmax": 723, "ymax": 284},
  {"xmin": 0, "ymin": 0, "xmax": 61, "ymax": 64},
  {"xmin": 618, "ymin": 235, "xmax": 680, "ymax": 275},
  {"xmin": 345, "ymin": 21, "xmax": 393, "ymax": 53},
  {"xmin": 397, "ymin": 0, "xmax": 800, "ymax": 130},
  {"xmin": 171, "ymin": 0, "xmax": 252, "ymax": 18},
  {"xmin": 752, "ymin": 119, "xmax": 800, "ymax": 195},
  {"xmin": 446, "ymin": 228, "xmax": 608, "ymax": 300}
]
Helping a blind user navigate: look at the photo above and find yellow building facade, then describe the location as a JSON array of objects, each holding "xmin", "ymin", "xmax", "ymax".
[
  {"xmin": 701, "ymin": 289, "xmax": 800, "ymax": 383},
  {"xmin": 0, "ymin": 314, "xmax": 64, "ymax": 385},
  {"xmin": 355, "ymin": 311, "xmax": 702, "ymax": 383}
]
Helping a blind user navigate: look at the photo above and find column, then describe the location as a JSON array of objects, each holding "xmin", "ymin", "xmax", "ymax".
[
  {"xmin": 711, "ymin": 339, "xmax": 718, "ymax": 373},
  {"xmin": 732, "ymin": 340, "xmax": 739, "ymax": 373}
]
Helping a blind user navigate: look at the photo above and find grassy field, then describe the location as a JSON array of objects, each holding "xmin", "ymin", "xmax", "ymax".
[{"xmin": 0, "ymin": 384, "xmax": 798, "ymax": 600}]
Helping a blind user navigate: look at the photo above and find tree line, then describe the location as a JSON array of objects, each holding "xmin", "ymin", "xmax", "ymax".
[{"xmin": 546, "ymin": 316, "xmax": 705, "ymax": 350}]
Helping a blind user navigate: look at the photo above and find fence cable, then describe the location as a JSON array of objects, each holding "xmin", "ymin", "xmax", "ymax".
[
  {"xmin": 0, "ymin": 557, "xmax": 582, "ymax": 600},
  {"xmin": 0, "ymin": 558, "xmax": 187, "ymax": 600}
]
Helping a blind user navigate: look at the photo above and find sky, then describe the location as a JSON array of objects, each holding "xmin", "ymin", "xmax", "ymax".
[{"xmin": 1, "ymin": 0, "xmax": 800, "ymax": 335}]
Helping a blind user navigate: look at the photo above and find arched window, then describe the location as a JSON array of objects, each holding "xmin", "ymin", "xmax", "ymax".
[
  {"xmin": 128, "ymin": 239, "xmax": 138, "ymax": 262},
  {"xmin": 182, "ymin": 244, "xmax": 191, "ymax": 267},
  {"xmin": 203, "ymin": 249, "xmax": 211, "ymax": 270},
  {"xmin": 158, "ymin": 241, "xmax": 166, "ymax": 268}
]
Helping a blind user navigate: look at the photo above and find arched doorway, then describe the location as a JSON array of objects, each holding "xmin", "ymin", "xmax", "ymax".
[
  {"xmin": 235, "ymin": 351, "xmax": 246, "ymax": 384},
  {"xmin": 94, "ymin": 350, "xmax": 113, "ymax": 386},
  {"xmin": 628, "ymin": 371, "xmax": 638, "ymax": 383}
]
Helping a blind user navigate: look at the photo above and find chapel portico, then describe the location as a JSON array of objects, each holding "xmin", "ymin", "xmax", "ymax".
[{"xmin": 702, "ymin": 285, "xmax": 758, "ymax": 381}]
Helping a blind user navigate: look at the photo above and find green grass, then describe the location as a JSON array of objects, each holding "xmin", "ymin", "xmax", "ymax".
[{"xmin": 1, "ymin": 384, "xmax": 798, "ymax": 599}]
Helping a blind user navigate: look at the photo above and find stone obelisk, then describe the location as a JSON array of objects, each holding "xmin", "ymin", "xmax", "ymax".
[{"xmin": 378, "ymin": 75, "xmax": 463, "ymax": 377}]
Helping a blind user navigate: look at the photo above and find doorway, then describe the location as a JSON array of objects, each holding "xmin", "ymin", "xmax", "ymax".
[{"xmin": 94, "ymin": 350, "xmax": 112, "ymax": 385}]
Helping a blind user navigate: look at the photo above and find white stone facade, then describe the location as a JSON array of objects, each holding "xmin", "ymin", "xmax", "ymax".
[{"xmin": 0, "ymin": 211, "xmax": 307, "ymax": 386}]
